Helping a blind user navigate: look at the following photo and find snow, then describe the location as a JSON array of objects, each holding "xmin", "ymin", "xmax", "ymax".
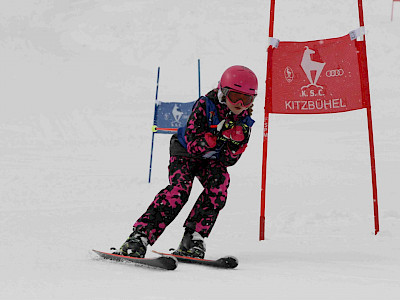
[{"xmin": 1, "ymin": 0, "xmax": 400, "ymax": 299}]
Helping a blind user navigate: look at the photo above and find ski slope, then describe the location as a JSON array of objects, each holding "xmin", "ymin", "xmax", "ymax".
[{"xmin": 1, "ymin": 0, "xmax": 400, "ymax": 299}]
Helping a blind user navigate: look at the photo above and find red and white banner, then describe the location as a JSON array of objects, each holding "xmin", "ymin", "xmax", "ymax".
[
  {"xmin": 267, "ymin": 34, "xmax": 370, "ymax": 114},
  {"xmin": 260, "ymin": 0, "xmax": 379, "ymax": 241}
]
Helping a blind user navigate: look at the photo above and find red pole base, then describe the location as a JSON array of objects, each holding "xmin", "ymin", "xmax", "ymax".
[{"xmin": 259, "ymin": 216, "xmax": 265, "ymax": 240}]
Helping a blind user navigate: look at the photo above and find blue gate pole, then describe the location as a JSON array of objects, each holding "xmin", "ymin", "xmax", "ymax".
[
  {"xmin": 148, "ymin": 67, "xmax": 160, "ymax": 183},
  {"xmin": 198, "ymin": 59, "xmax": 201, "ymax": 98}
]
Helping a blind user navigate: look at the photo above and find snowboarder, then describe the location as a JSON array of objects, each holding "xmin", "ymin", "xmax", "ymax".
[{"xmin": 120, "ymin": 65, "xmax": 258, "ymax": 258}]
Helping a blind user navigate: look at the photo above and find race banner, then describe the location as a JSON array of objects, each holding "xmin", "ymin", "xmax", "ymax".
[
  {"xmin": 260, "ymin": 0, "xmax": 379, "ymax": 240},
  {"xmin": 267, "ymin": 34, "xmax": 370, "ymax": 114},
  {"xmin": 148, "ymin": 64, "xmax": 201, "ymax": 183},
  {"xmin": 153, "ymin": 101, "xmax": 195, "ymax": 134}
]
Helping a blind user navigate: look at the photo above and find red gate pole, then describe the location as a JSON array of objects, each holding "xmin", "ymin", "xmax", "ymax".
[
  {"xmin": 367, "ymin": 105, "xmax": 380, "ymax": 235},
  {"xmin": 392, "ymin": 0, "xmax": 400, "ymax": 21},
  {"xmin": 392, "ymin": 0, "xmax": 395, "ymax": 21},
  {"xmin": 358, "ymin": 0, "xmax": 379, "ymax": 235},
  {"xmin": 260, "ymin": 0, "xmax": 276, "ymax": 241}
]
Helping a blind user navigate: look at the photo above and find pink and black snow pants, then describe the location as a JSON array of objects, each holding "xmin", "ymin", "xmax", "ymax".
[{"xmin": 134, "ymin": 156, "xmax": 230, "ymax": 245}]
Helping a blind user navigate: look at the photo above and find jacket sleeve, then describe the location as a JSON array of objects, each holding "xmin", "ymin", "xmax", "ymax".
[
  {"xmin": 185, "ymin": 98, "xmax": 218, "ymax": 156},
  {"xmin": 185, "ymin": 97, "xmax": 252, "ymax": 165}
]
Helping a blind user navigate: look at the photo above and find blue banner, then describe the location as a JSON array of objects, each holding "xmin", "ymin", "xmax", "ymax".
[{"xmin": 155, "ymin": 101, "xmax": 195, "ymax": 134}]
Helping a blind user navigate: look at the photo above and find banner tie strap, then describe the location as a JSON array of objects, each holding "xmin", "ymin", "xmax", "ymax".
[
  {"xmin": 268, "ymin": 37, "xmax": 280, "ymax": 49},
  {"xmin": 349, "ymin": 26, "xmax": 365, "ymax": 41}
]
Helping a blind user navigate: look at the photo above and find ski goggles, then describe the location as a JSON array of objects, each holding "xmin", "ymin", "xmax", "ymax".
[{"xmin": 223, "ymin": 88, "xmax": 255, "ymax": 108}]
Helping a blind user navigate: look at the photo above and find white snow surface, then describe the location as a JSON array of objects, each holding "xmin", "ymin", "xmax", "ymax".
[{"xmin": 1, "ymin": 0, "xmax": 400, "ymax": 299}]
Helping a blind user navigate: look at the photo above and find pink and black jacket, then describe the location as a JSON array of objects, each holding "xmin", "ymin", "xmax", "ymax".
[{"xmin": 170, "ymin": 89, "xmax": 254, "ymax": 167}]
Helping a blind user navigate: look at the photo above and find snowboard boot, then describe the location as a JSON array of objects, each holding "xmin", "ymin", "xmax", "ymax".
[
  {"xmin": 172, "ymin": 228, "xmax": 206, "ymax": 259},
  {"xmin": 119, "ymin": 228, "xmax": 148, "ymax": 258}
]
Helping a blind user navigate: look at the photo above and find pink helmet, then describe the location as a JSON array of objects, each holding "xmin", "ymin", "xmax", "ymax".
[{"xmin": 218, "ymin": 65, "xmax": 258, "ymax": 96}]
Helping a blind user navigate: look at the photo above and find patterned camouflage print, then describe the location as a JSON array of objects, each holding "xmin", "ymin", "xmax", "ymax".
[
  {"xmin": 132, "ymin": 89, "xmax": 252, "ymax": 246},
  {"xmin": 134, "ymin": 155, "xmax": 229, "ymax": 245},
  {"xmin": 183, "ymin": 90, "xmax": 251, "ymax": 166}
]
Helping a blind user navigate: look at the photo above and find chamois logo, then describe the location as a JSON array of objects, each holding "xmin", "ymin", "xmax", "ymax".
[
  {"xmin": 300, "ymin": 46, "xmax": 325, "ymax": 87},
  {"xmin": 300, "ymin": 46, "xmax": 326, "ymax": 97}
]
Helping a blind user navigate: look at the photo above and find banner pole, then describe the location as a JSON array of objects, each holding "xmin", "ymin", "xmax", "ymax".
[
  {"xmin": 198, "ymin": 59, "xmax": 201, "ymax": 98},
  {"xmin": 260, "ymin": 113, "xmax": 269, "ymax": 240},
  {"xmin": 268, "ymin": 0, "xmax": 276, "ymax": 37},
  {"xmin": 367, "ymin": 107, "xmax": 379, "ymax": 234},
  {"xmin": 148, "ymin": 67, "xmax": 161, "ymax": 183},
  {"xmin": 392, "ymin": 0, "xmax": 395, "ymax": 21},
  {"xmin": 358, "ymin": 0, "xmax": 379, "ymax": 234},
  {"xmin": 260, "ymin": 0, "xmax": 276, "ymax": 241}
]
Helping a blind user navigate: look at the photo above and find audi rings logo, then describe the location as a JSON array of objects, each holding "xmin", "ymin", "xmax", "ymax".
[{"xmin": 326, "ymin": 69, "xmax": 344, "ymax": 77}]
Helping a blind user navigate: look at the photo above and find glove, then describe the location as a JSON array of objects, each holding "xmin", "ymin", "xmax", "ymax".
[
  {"xmin": 216, "ymin": 120, "xmax": 235, "ymax": 143},
  {"xmin": 229, "ymin": 123, "xmax": 250, "ymax": 146}
]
